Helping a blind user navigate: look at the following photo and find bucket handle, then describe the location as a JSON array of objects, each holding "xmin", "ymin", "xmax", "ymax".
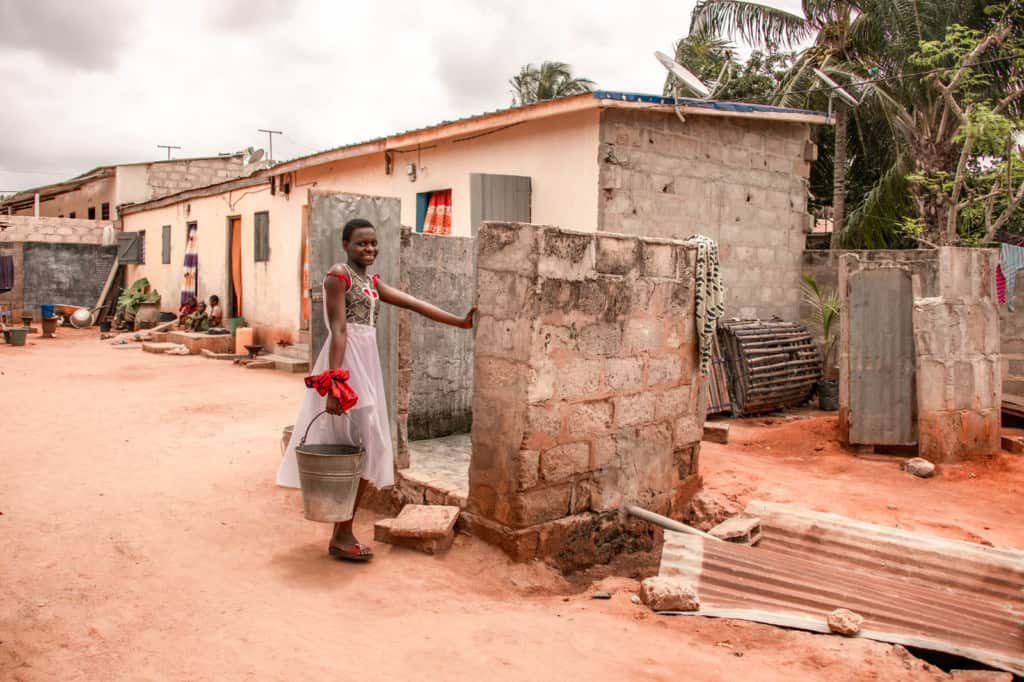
[{"xmin": 298, "ymin": 409, "xmax": 364, "ymax": 448}]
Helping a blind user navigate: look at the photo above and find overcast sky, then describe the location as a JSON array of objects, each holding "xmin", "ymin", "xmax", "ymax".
[{"xmin": 0, "ymin": 0, "xmax": 805, "ymax": 194}]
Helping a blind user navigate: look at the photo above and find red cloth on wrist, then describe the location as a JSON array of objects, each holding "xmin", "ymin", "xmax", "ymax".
[{"xmin": 304, "ymin": 369, "xmax": 359, "ymax": 413}]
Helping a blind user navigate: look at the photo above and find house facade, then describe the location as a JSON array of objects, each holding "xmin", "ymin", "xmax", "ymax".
[{"xmin": 118, "ymin": 92, "xmax": 827, "ymax": 346}]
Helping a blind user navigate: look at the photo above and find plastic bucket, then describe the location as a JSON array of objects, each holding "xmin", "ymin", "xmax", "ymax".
[
  {"xmin": 8, "ymin": 327, "xmax": 28, "ymax": 346},
  {"xmin": 295, "ymin": 411, "xmax": 365, "ymax": 523},
  {"xmin": 40, "ymin": 304, "xmax": 54, "ymax": 319}
]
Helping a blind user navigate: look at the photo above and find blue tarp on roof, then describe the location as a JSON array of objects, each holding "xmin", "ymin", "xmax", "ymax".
[{"xmin": 592, "ymin": 90, "xmax": 827, "ymax": 118}]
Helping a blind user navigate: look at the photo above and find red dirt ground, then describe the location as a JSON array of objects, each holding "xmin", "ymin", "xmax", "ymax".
[{"xmin": 2, "ymin": 330, "xmax": 1018, "ymax": 681}]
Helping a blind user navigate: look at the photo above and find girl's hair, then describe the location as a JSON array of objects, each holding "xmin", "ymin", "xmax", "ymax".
[
  {"xmin": 209, "ymin": 295, "xmax": 220, "ymax": 305},
  {"xmin": 342, "ymin": 218, "xmax": 375, "ymax": 242}
]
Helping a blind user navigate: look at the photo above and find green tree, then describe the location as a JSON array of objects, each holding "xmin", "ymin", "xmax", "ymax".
[
  {"xmin": 691, "ymin": 0, "xmax": 863, "ymax": 248},
  {"xmin": 509, "ymin": 62, "xmax": 596, "ymax": 106}
]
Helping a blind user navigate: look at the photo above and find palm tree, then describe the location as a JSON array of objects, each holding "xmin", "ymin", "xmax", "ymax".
[
  {"xmin": 509, "ymin": 62, "xmax": 596, "ymax": 106},
  {"xmin": 691, "ymin": 1, "xmax": 862, "ymax": 248},
  {"xmin": 662, "ymin": 34, "xmax": 737, "ymax": 96}
]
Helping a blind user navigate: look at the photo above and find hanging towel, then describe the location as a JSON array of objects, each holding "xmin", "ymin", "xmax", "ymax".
[
  {"xmin": 1000, "ymin": 243, "xmax": 1024, "ymax": 311},
  {"xmin": 0, "ymin": 255, "xmax": 13, "ymax": 294},
  {"xmin": 682, "ymin": 235, "xmax": 725, "ymax": 374},
  {"xmin": 181, "ymin": 223, "xmax": 199, "ymax": 306},
  {"xmin": 997, "ymin": 265, "xmax": 1007, "ymax": 305}
]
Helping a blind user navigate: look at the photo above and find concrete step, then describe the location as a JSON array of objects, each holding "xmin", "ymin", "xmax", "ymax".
[
  {"xmin": 262, "ymin": 353, "xmax": 309, "ymax": 373},
  {"xmin": 374, "ymin": 504, "xmax": 459, "ymax": 555},
  {"xmin": 277, "ymin": 343, "xmax": 309, "ymax": 362}
]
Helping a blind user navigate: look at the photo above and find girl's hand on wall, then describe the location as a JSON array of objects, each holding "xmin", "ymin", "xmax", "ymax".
[{"xmin": 459, "ymin": 308, "xmax": 477, "ymax": 330}]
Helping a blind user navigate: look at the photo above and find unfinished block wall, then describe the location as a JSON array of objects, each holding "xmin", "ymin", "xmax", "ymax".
[
  {"xmin": 0, "ymin": 216, "xmax": 113, "ymax": 245},
  {"xmin": 145, "ymin": 157, "xmax": 245, "ymax": 200},
  {"xmin": 467, "ymin": 222, "xmax": 703, "ymax": 570},
  {"xmin": 914, "ymin": 249, "xmax": 1000, "ymax": 461},
  {"xmin": 598, "ymin": 109, "xmax": 813, "ymax": 322}
]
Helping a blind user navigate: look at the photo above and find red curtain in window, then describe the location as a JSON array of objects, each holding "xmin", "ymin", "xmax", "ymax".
[{"xmin": 423, "ymin": 190, "xmax": 452, "ymax": 235}]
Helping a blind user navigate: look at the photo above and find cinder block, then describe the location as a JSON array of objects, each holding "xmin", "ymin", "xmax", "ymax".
[
  {"xmin": 566, "ymin": 400, "xmax": 614, "ymax": 439},
  {"xmin": 578, "ymin": 322, "xmax": 622, "ymax": 357},
  {"xmin": 702, "ymin": 423, "xmax": 730, "ymax": 444},
  {"xmin": 614, "ymin": 392, "xmax": 658, "ymax": 427},
  {"xmin": 540, "ymin": 443, "xmax": 590, "ymax": 482},
  {"xmin": 538, "ymin": 230, "xmax": 595, "ymax": 282},
  {"xmin": 647, "ymin": 354, "xmax": 683, "ymax": 387}
]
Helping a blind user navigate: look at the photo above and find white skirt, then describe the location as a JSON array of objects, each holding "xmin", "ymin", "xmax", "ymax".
[{"xmin": 276, "ymin": 323, "xmax": 395, "ymax": 489}]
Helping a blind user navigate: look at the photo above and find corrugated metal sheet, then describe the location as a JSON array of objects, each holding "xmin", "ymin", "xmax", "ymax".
[
  {"xmin": 591, "ymin": 90, "xmax": 827, "ymax": 117},
  {"xmin": 659, "ymin": 501, "xmax": 1024, "ymax": 675},
  {"xmin": 848, "ymin": 268, "xmax": 917, "ymax": 445}
]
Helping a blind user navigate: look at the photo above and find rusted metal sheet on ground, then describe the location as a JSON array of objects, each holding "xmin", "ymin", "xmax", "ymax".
[
  {"xmin": 658, "ymin": 501, "xmax": 1024, "ymax": 676},
  {"xmin": 718, "ymin": 319, "xmax": 820, "ymax": 416},
  {"xmin": 847, "ymin": 268, "xmax": 916, "ymax": 445}
]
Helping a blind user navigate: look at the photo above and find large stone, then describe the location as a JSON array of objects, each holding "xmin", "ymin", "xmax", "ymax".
[
  {"xmin": 708, "ymin": 516, "xmax": 762, "ymax": 545},
  {"xmin": 903, "ymin": 457, "xmax": 936, "ymax": 478},
  {"xmin": 374, "ymin": 517, "xmax": 455, "ymax": 555},
  {"xmin": 702, "ymin": 423, "xmax": 730, "ymax": 444},
  {"xmin": 827, "ymin": 608, "xmax": 864, "ymax": 636},
  {"xmin": 685, "ymin": 490, "xmax": 739, "ymax": 531},
  {"xmin": 639, "ymin": 577, "xmax": 700, "ymax": 611}
]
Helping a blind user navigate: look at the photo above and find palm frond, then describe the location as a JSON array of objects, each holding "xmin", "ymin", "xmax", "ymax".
[
  {"xmin": 691, "ymin": 0, "xmax": 813, "ymax": 49},
  {"xmin": 842, "ymin": 154, "xmax": 914, "ymax": 248}
]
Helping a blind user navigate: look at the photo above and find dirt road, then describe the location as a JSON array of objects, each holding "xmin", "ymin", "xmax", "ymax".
[{"xmin": 3, "ymin": 331, "xmax": 1011, "ymax": 680}]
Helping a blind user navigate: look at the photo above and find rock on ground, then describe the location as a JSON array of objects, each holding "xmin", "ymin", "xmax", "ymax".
[
  {"xmin": 827, "ymin": 608, "xmax": 864, "ymax": 636},
  {"xmin": 903, "ymin": 458, "xmax": 936, "ymax": 479},
  {"xmin": 639, "ymin": 577, "xmax": 700, "ymax": 612},
  {"xmin": 686, "ymin": 490, "xmax": 740, "ymax": 531}
]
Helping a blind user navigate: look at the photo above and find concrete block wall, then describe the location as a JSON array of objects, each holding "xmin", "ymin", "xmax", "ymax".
[
  {"xmin": 467, "ymin": 222, "xmax": 703, "ymax": 570},
  {"xmin": 914, "ymin": 248, "xmax": 1001, "ymax": 462},
  {"xmin": 145, "ymin": 157, "xmax": 245, "ymax": 199},
  {"xmin": 22, "ymin": 242, "xmax": 118, "ymax": 317},
  {"xmin": 0, "ymin": 216, "xmax": 113, "ymax": 245},
  {"xmin": 397, "ymin": 229, "xmax": 476, "ymax": 446},
  {"xmin": 598, "ymin": 109, "xmax": 813, "ymax": 321}
]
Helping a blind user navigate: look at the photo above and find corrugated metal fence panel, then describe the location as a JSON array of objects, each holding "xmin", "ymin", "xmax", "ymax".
[
  {"xmin": 848, "ymin": 268, "xmax": 916, "ymax": 445},
  {"xmin": 658, "ymin": 502, "xmax": 1024, "ymax": 676}
]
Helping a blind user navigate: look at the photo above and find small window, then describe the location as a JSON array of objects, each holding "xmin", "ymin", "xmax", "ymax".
[
  {"xmin": 101, "ymin": 203, "xmax": 110, "ymax": 220},
  {"xmin": 69, "ymin": 212, "xmax": 76, "ymax": 219},
  {"xmin": 88, "ymin": 206, "xmax": 96, "ymax": 220},
  {"xmin": 117, "ymin": 231, "xmax": 145, "ymax": 264},
  {"xmin": 416, "ymin": 189, "xmax": 453, "ymax": 234},
  {"xmin": 254, "ymin": 211, "xmax": 270, "ymax": 262},
  {"xmin": 161, "ymin": 225, "xmax": 172, "ymax": 264},
  {"xmin": 137, "ymin": 230, "xmax": 146, "ymax": 264}
]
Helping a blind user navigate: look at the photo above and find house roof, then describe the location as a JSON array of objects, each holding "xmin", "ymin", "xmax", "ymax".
[
  {"xmin": 0, "ymin": 153, "xmax": 246, "ymax": 211},
  {"xmin": 119, "ymin": 91, "xmax": 830, "ymax": 216}
]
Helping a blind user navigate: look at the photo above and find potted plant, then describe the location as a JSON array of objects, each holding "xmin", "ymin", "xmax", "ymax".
[{"xmin": 801, "ymin": 274, "xmax": 841, "ymax": 411}]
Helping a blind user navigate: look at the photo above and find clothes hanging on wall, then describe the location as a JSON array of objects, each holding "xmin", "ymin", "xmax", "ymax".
[
  {"xmin": 997, "ymin": 265, "xmax": 1007, "ymax": 305},
  {"xmin": 181, "ymin": 224, "xmax": 199, "ymax": 306},
  {"xmin": 682, "ymin": 234, "xmax": 725, "ymax": 374},
  {"xmin": 1000, "ymin": 243, "xmax": 1024, "ymax": 311},
  {"xmin": 0, "ymin": 255, "xmax": 13, "ymax": 294}
]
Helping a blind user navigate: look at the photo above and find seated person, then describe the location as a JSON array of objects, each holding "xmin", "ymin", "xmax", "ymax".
[
  {"xmin": 208, "ymin": 295, "xmax": 223, "ymax": 328},
  {"xmin": 185, "ymin": 301, "xmax": 210, "ymax": 332},
  {"xmin": 178, "ymin": 296, "xmax": 198, "ymax": 326}
]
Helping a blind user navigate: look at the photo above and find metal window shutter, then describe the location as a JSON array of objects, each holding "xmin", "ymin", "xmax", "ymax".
[
  {"xmin": 470, "ymin": 174, "xmax": 531, "ymax": 236},
  {"xmin": 161, "ymin": 225, "xmax": 172, "ymax": 264},
  {"xmin": 117, "ymin": 232, "xmax": 141, "ymax": 264}
]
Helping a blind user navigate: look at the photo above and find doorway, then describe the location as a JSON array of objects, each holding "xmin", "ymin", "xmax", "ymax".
[{"xmin": 227, "ymin": 216, "xmax": 242, "ymax": 318}]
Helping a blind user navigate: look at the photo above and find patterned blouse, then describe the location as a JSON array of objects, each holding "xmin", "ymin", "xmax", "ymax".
[{"xmin": 326, "ymin": 264, "xmax": 381, "ymax": 327}]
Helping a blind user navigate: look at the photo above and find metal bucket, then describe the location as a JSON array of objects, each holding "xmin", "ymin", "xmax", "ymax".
[{"xmin": 295, "ymin": 411, "xmax": 365, "ymax": 523}]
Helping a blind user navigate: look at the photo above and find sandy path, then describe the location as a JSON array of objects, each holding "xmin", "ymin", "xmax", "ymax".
[{"xmin": 0, "ymin": 331, "xmax": 965, "ymax": 680}]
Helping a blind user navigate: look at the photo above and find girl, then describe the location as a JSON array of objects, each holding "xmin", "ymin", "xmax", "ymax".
[{"xmin": 277, "ymin": 218, "xmax": 474, "ymax": 561}]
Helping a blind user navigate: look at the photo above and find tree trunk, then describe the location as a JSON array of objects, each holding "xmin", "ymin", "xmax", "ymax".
[{"xmin": 829, "ymin": 107, "xmax": 848, "ymax": 249}]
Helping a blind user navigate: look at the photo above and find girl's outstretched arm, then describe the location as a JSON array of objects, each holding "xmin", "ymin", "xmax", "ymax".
[{"xmin": 377, "ymin": 281, "xmax": 474, "ymax": 329}]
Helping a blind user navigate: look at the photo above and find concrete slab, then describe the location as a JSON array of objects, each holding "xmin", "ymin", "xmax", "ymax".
[
  {"xmin": 389, "ymin": 504, "xmax": 459, "ymax": 539},
  {"xmin": 374, "ymin": 516, "xmax": 456, "ymax": 555},
  {"xmin": 244, "ymin": 359, "xmax": 276, "ymax": 370},
  {"xmin": 200, "ymin": 349, "xmax": 246, "ymax": 361},
  {"xmin": 163, "ymin": 331, "xmax": 234, "ymax": 355},
  {"xmin": 1000, "ymin": 435, "xmax": 1024, "ymax": 454},
  {"xmin": 142, "ymin": 342, "xmax": 178, "ymax": 354},
  {"xmin": 263, "ymin": 353, "xmax": 309, "ymax": 374}
]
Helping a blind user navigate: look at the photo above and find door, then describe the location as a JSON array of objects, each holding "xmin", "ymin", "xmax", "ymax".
[
  {"xmin": 469, "ymin": 173, "xmax": 531, "ymax": 236},
  {"xmin": 848, "ymin": 268, "xmax": 916, "ymax": 445},
  {"xmin": 307, "ymin": 191, "xmax": 401, "ymax": 442},
  {"xmin": 228, "ymin": 217, "xmax": 242, "ymax": 318}
]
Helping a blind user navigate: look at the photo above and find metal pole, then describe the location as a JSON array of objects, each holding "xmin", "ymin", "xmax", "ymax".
[
  {"xmin": 258, "ymin": 129, "xmax": 282, "ymax": 161},
  {"xmin": 157, "ymin": 145, "xmax": 182, "ymax": 160},
  {"xmin": 624, "ymin": 505, "xmax": 722, "ymax": 541}
]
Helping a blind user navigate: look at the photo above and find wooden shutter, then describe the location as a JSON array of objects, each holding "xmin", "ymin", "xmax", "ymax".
[
  {"xmin": 469, "ymin": 174, "xmax": 531, "ymax": 236},
  {"xmin": 161, "ymin": 225, "xmax": 172, "ymax": 264},
  {"xmin": 117, "ymin": 232, "xmax": 141, "ymax": 264},
  {"xmin": 254, "ymin": 212, "xmax": 270, "ymax": 262}
]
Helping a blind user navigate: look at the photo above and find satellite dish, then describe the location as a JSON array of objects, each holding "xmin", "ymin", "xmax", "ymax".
[
  {"xmin": 245, "ymin": 148, "xmax": 266, "ymax": 165},
  {"xmin": 812, "ymin": 68, "xmax": 859, "ymax": 107},
  {"xmin": 656, "ymin": 51, "xmax": 712, "ymax": 98}
]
